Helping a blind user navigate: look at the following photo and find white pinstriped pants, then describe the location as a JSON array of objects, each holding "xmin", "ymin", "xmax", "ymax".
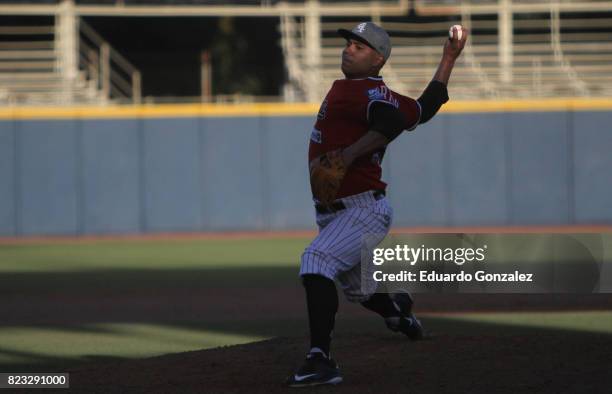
[{"xmin": 300, "ymin": 190, "xmax": 393, "ymax": 303}]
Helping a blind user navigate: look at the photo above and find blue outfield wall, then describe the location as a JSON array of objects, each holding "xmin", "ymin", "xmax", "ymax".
[{"xmin": 0, "ymin": 110, "xmax": 611, "ymax": 236}]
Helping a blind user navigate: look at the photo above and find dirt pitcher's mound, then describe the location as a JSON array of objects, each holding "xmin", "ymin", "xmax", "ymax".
[{"xmin": 61, "ymin": 329, "xmax": 610, "ymax": 394}]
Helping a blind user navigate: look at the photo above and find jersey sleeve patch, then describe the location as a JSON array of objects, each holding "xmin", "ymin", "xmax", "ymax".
[
  {"xmin": 366, "ymin": 85, "xmax": 400, "ymax": 121},
  {"xmin": 367, "ymin": 87, "xmax": 386, "ymax": 101},
  {"xmin": 310, "ymin": 127, "xmax": 322, "ymax": 143}
]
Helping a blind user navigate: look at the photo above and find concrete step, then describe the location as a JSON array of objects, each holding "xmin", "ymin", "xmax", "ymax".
[
  {"xmin": 0, "ymin": 92, "xmax": 105, "ymax": 106},
  {"xmin": 0, "ymin": 82, "xmax": 90, "ymax": 92},
  {"xmin": 0, "ymin": 50, "xmax": 56, "ymax": 60},
  {"xmin": 0, "ymin": 72, "xmax": 62, "ymax": 81},
  {"xmin": 0, "ymin": 41, "xmax": 54, "ymax": 50},
  {"xmin": 0, "ymin": 61, "xmax": 56, "ymax": 70}
]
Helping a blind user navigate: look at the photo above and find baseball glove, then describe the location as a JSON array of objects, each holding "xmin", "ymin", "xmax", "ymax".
[{"xmin": 310, "ymin": 149, "xmax": 347, "ymax": 206}]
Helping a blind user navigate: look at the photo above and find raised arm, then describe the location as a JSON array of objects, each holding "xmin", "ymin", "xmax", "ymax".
[
  {"xmin": 433, "ymin": 25, "xmax": 468, "ymax": 85},
  {"xmin": 418, "ymin": 25, "xmax": 468, "ymax": 124},
  {"xmin": 341, "ymin": 26, "xmax": 469, "ymax": 165},
  {"xmin": 313, "ymin": 26, "xmax": 469, "ymax": 171}
]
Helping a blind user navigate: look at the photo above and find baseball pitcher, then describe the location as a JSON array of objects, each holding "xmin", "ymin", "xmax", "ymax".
[{"xmin": 287, "ymin": 22, "xmax": 467, "ymax": 387}]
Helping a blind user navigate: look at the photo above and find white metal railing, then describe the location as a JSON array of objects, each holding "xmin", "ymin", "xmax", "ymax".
[
  {"xmin": 3, "ymin": 1, "xmax": 612, "ymax": 103},
  {"xmin": 79, "ymin": 19, "xmax": 141, "ymax": 103},
  {"xmin": 281, "ymin": 5, "xmax": 612, "ymax": 100},
  {"xmin": 0, "ymin": 18, "xmax": 141, "ymax": 105},
  {"xmin": 0, "ymin": 1, "xmax": 409, "ymax": 17},
  {"xmin": 549, "ymin": 5, "xmax": 589, "ymax": 96},
  {"xmin": 415, "ymin": 0, "xmax": 612, "ymax": 15},
  {"xmin": 280, "ymin": 14, "xmax": 309, "ymax": 102}
]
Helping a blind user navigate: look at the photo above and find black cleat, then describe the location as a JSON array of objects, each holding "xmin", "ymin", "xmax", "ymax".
[
  {"xmin": 286, "ymin": 351, "xmax": 343, "ymax": 387},
  {"xmin": 385, "ymin": 291, "xmax": 426, "ymax": 340}
]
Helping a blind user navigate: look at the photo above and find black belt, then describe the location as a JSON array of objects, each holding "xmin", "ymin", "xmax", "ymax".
[{"xmin": 315, "ymin": 190, "xmax": 385, "ymax": 214}]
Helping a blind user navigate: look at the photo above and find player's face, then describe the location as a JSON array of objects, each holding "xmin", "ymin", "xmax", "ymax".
[{"xmin": 341, "ymin": 39, "xmax": 384, "ymax": 78}]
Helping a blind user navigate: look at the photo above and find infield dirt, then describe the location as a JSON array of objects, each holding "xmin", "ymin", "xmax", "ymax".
[{"xmin": 24, "ymin": 293, "xmax": 612, "ymax": 394}]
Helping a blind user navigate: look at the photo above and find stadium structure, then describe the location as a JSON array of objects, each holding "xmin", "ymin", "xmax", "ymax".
[{"xmin": 1, "ymin": 0, "xmax": 612, "ymax": 105}]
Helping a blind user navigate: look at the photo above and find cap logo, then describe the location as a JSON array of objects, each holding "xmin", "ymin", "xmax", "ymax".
[{"xmin": 356, "ymin": 23, "xmax": 367, "ymax": 33}]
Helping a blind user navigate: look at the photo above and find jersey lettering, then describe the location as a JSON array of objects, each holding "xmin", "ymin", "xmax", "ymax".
[{"xmin": 366, "ymin": 86, "xmax": 399, "ymax": 108}]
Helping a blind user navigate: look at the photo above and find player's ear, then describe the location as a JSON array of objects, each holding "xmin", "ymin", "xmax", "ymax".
[{"xmin": 374, "ymin": 53, "xmax": 385, "ymax": 69}]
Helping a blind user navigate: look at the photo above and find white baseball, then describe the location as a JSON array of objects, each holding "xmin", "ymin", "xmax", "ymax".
[{"xmin": 449, "ymin": 25, "xmax": 463, "ymax": 41}]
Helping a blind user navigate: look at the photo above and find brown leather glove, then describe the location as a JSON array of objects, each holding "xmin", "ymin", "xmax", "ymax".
[{"xmin": 309, "ymin": 149, "xmax": 347, "ymax": 206}]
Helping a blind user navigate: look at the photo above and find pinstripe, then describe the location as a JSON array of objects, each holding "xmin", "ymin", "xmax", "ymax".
[
  {"xmin": 327, "ymin": 207, "xmax": 373, "ymax": 256},
  {"xmin": 318, "ymin": 211, "xmax": 354, "ymax": 251},
  {"xmin": 331, "ymin": 212, "xmax": 379, "ymax": 258},
  {"xmin": 328, "ymin": 208, "xmax": 367, "ymax": 250},
  {"xmin": 317, "ymin": 210, "xmax": 346, "ymax": 245},
  {"xmin": 300, "ymin": 191, "xmax": 393, "ymax": 302},
  {"xmin": 331, "ymin": 230, "xmax": 363, "ymax": 259},
  {"xmin": 306, "ymin": 249, "xmax": 312, "ymax": 273}
]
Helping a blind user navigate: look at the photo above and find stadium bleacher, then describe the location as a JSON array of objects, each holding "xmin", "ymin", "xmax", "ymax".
[
  {"xmin": 2, "ymin": 0, "xmax": 612, "ymax": 104},
  {"xmin": 0, "ymin": 12, "xmax": 140, "ymax": 105},
  {"xmin": 0, "ymin": 19, "xmax": 100, "ymax": 105},
  {"xmin": 284, "ymin": 8, "xmax": 612, "ymax": 100}
]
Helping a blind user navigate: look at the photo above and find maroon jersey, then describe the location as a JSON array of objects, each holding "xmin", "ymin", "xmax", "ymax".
[{"xmin": 309, "ymin": 77, "xmax": 421, "ymax": 199}]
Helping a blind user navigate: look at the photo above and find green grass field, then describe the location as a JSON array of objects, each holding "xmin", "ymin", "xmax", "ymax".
[
  {"xmin": 0, "ymin": 238, "xmax": 309, "ymax": 370},
  {"xmin": 1, "ymin": 237, "xmax": 611, "ymax": 372},
  {"xmin": 0, "ymin": 238, "xmax": 309, "ymax": 272}
]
